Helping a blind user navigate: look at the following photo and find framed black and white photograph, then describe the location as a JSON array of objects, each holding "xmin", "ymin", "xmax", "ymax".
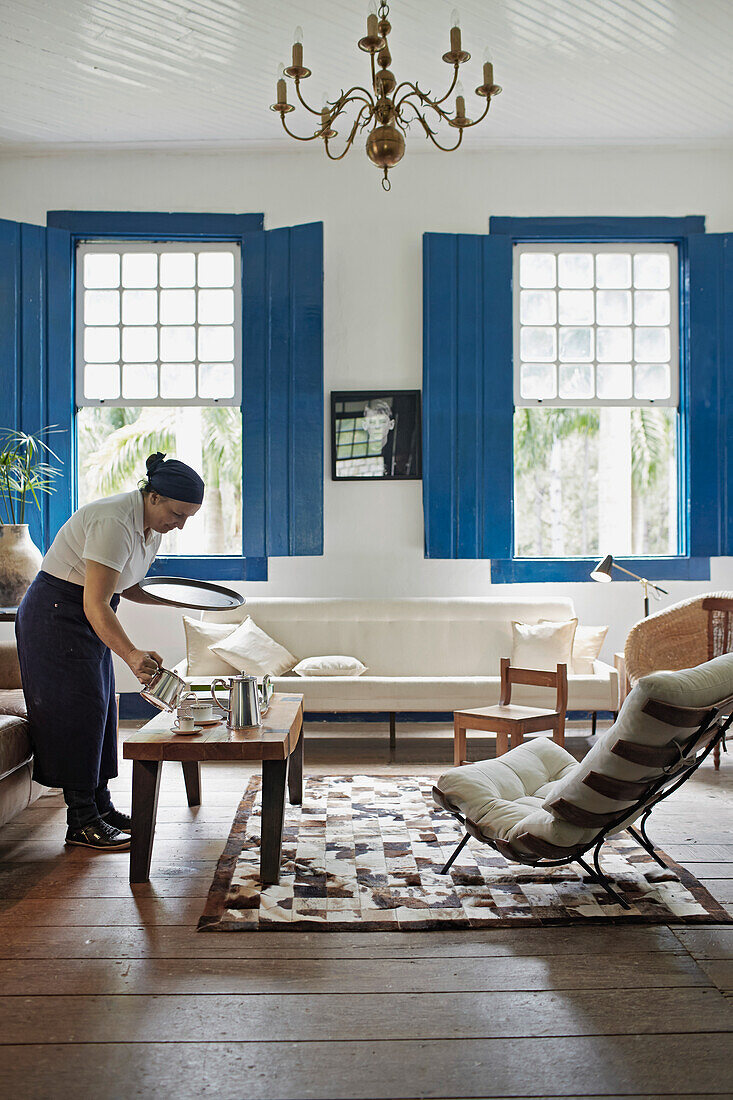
[{"xmin": 331, "ymin": 390, "xmax": 422, "ymax": 480}]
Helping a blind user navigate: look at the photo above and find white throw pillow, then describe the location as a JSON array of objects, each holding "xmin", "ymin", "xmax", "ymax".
[
  {"xmin": 292, "ymin": 655, "xmax": 368, "ymax": 677},
  {"xmin": 182, "ymin": 615, "xmax": 239, "ymax": 676},
  {"xmin": 510, "ymin": 618, "xmax": 577, "ymax": 672},
  {"xmin": 541, "ymin": 620, "xmax": 608, "ymax": 675},
  {"xmin": 572, "ymin": 624, "xmax": 609, "ymax": 674},
  {"xmin": 208, "ymin": 617, "xmax": 297, "ymax": 677}
]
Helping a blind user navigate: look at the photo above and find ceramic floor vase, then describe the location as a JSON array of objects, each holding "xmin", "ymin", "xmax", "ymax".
[{"xmin": 0, "ymin": 525, "xmax": 42, "ymax": 607}]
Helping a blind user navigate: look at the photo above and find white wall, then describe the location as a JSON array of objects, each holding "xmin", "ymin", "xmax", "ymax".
[{"xmin": 2, "ymin": 144, "xmax": 732, "ymax": 691}]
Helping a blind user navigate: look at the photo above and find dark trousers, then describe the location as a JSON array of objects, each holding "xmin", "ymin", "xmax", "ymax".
[{"xmin": 63, "ymin": 782, "xmax": 114, "ymax": 829}]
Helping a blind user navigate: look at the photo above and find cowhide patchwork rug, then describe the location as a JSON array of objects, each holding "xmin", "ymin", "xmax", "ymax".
[{"xmin": 198, "ymin": 774, "xmax": 730, "ymax": 931}]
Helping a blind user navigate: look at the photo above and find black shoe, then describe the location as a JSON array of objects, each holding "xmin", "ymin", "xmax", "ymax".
[
  {"xmin": 65, "ymin": 818, "xmax": 131, "ymax": 850},
  {"xmin": 101, "ymin": 808, "xmax": 132, "ymax": 834}
]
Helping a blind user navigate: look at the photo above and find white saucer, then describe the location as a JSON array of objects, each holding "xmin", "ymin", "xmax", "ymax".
[
  {"xmin": 172, "ymin": 725, "xmax": 204, "ymax": 736},
  {"xmin": 192, "ymin": 716, "xmax": 222, "ymax": 726}
]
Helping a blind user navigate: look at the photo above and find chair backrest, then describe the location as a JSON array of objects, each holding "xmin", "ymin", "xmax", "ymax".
[
  {"xmin": 500, "ymin": 657, "xmax": 568, "ymax": 713},
  {"xmin": 537, "ymin": 652, "xmax": 733, "ymax": 848},
  {"xmin": 624, "ymin": 592, "xmax": 733, "ymax": 684},
  {"xmin": 702, "ymin": 596, "xmax": 733, "ymax": 660}
]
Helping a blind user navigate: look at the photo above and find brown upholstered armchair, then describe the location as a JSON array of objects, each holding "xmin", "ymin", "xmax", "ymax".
[
  {"xmin": 624, "ymin": 593, "xmax": 733, "ymax": 769},
  {"xmin": 0, "ymin": 640, "xmax": 44, "ymax": 827}
]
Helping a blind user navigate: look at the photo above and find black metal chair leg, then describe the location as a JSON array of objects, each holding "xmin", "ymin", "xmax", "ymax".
[
  {"xmin": 627, "ymin": 821, "xmax": 668, "ymax": 868},
  {"xmin": 440, "ymin": 832, "xmax": 470, "ymax": 875},
  {"xmin": 576, "ymin": 847, "xmax": 631, "ymax": 909},
  {"xmin": 591, "ymin": 711, "xmax": 597, "ymax": 737}
]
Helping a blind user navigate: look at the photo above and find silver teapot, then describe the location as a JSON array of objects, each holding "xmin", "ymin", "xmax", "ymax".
[
  {"xmin": 140, "ymin": 663, "xmax": 188, "ymax": 712},
  {"xmin": 210, "ymin": 672, "xmax": 273, "ymax": 729}
]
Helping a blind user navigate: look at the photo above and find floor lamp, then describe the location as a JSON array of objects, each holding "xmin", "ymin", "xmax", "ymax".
[{"xmin": 590, "ymin": 554, "xmax": 668, "ymax": 618}]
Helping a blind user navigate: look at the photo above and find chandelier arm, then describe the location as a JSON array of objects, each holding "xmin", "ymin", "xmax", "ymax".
[
  {"xmin": 461, "ymin": 95, "xmax": 493, "ymax": 127},
  {"xmin": 398, "ymin": 87, "xmax": 453, "ymax": 124},
  {"xmin": 279, "ymin": 114, "xmax": 323, "ymax": 142},
  {"xmin": 332, "ymin": 86, "xmax": 376, "ymax": 110},
  {"xmin": 424, "ymin": 126, "xmax": 464, "ymax": 153},
  {"xmin": 293, "ymin": 80, "xmax": 327, "ymax": 117},
  {"xmin": 430, "ymin": 66, "xmax": 461, "ymax": 107},
  {"xmin": 398, "ymin": 98, "xmax": 437, "ymax": 137},
  {"xmin": 324, "ymin": 104, "xmax": 372, "ymax": 161}
]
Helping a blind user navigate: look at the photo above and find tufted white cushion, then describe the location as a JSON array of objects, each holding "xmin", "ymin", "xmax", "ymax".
[
  {"xmin": 436, "ymin": 740, "xmax": 596, "ymax": 854},
  {"xmin": 541, "ymin": 651, "xmax": 733, "ymax": 823}
]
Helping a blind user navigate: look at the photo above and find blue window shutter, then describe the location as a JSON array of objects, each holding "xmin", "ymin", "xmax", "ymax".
[
  {"xmin": 242, "ymin": 222, "xmax": 323, "ymax": 557},
  {"xmin": 0, "ymin": 219, "xmax": 73, "ymax": 551},
  {"xmin": 687, "ymin": 233, "xmax": 733, "ymax": 556},
  {"xmin": 423, "ymin": 232, "xmax": 513, "ymax": 558}
]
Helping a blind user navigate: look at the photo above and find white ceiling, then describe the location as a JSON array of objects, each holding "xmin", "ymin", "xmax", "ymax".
[{"xmin": 1, "ymin": 0, "xmax": 732, "ymax": 153}]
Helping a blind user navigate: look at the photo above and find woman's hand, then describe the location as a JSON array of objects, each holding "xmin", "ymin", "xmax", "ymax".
[{"xmin": 126, "ymin": 649, "xmax": 164, "ymax": 684}]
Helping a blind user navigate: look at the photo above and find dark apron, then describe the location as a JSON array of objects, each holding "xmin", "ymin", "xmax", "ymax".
[{"xmin": 15, "ymin": 571, "xmax": 120, "ymax": 790}]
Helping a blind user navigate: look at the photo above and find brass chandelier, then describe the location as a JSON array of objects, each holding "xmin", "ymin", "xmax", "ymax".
[{"xmin": 271, "ymin": 3, "xmax": 502, "ymax": 191}]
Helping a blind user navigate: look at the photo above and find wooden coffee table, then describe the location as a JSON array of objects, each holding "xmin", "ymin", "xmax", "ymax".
[{"xmin": 123, "ymin": 692, "xmax": 304, "ymax": 886}]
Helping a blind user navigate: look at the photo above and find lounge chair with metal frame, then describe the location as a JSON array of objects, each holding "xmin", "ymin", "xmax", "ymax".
[{"xmin": 433, "ymin": 652, "xmax": 733, "ymax": 909}]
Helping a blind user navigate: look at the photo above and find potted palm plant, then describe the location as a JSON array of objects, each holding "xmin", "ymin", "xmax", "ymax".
[{"xmin": 0, "ymin": 428, "xmax": 62, "ymax": 607}]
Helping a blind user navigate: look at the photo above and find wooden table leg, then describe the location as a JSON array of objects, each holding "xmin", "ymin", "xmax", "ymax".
[
  {"xmin": 454, "ymin": 716, "xmax": 466, "ymax": 766},
  {"xmin": 130, "ymin": 760, "xmax": 162, "ymax": 884},
  {"xmin": 181, "ymin": 761, "xmax": 201, "ymax": 807},
  {"xmin": 288, "ymin": 722, "xmax": 303, "ymax": 806},
  {"xmin": 260, "ymin": 758, "xmax": 287, "ymax": 886}
]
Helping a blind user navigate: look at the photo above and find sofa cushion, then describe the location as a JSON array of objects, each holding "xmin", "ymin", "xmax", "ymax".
[
  {"xmin": 183, "ymin": 616, "xmax": 238, "ymax": 676},
  {"xmin": 200, "ymin": 597, "xmax": 580, "ymax": 676},
  {"xmin": 541, "ymin": 652, "xmax": 733, "ymax": 825},
  {"xmin": 0, "ymin": 689, "xmax": 27, "ymax": 719},
  {"xmin": 208, "ymin": 617, "xmax": 297, "ymax": 677},
  {"xmin": 571, "ymin": 624, "xmax": 609, "ymax": 674},
  {"xmin": 293, "ymin": 655, "xmax": 367, "ymax": 677},
  {"xmin": 0, "ymin": 713, "xmax": 33, "ymax": 783},
  {"xmin": 510, "ymin": 618, "xmax": 577, "ymax": 672}
]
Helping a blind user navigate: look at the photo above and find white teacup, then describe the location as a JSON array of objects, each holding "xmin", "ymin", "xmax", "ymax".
[
  {"xmin": 172, "ymin": 714, "xmax": 196, "ymax": 733},
  {"xmin": 189, "ymin": 701, "xmax": 215, "ymax": 722}
]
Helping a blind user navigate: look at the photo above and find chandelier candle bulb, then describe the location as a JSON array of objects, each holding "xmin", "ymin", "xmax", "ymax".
[
  {"xmin": 450, "ymin": 10, "xmax": 461, "ymax": 53},
  {"xmin": 367, "ymin": 12, "xmax": 378, "ymax": 37},
  {"xmin": 483, "ymin": 60, "xmax": 494, "ymax": 88},
  {"xmin": 277, "ymin": 77, "xmax": 287, "ymax": 105}
]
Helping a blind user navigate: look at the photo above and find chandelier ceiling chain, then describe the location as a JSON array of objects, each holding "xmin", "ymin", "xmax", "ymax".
[{"xmin": 271, "ymin": 3, "xmax": 502, "ymax": 191}]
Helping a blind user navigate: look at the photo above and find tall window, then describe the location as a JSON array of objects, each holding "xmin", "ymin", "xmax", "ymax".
[
  {"xmin": 513, "ymin": 242, "xmax": 679, "ymax": 558},
  {"xmin": 75, "ymin": 241, "xmax": 243, "ymax": 556}
]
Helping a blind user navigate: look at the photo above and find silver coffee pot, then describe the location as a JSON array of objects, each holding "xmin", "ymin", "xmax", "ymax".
[
  {"xmin": 210, "ymin": 672, "xmax": 273, "ymax": 729},
  {"xmin": 140, "ymin": 663, "xmax": 188, "ymax": 712}
]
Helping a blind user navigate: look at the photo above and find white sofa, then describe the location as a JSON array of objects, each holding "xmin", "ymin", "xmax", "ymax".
[{"xmin": 175, "ymin": 597, "xmax": 618, "ymax": 753}]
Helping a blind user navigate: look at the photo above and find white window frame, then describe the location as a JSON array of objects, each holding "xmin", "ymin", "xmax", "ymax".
[
  {"xmin": 513, "ymin": 241, "xmax": 679, "ymax": 408},
  {"xmin": 75, "ymin": 239, "xmax": 242, "ymax": 408}
]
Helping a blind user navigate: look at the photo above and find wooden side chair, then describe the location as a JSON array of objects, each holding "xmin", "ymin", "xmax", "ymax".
[
  {"xmin": 452, "ymin": 659, "xmax": 568, "ymax": 766},
  {"xmin": 624, "ymin": 592, "xmax": 733, "ymax": 770}
]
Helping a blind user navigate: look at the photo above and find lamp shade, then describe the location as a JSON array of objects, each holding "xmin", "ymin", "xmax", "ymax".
[{"xmin": 590, "ymin": 554, "xmax": 614, "ymax": 582}]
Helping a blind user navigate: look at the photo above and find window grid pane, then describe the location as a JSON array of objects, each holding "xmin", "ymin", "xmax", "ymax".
[
  {"xmin": 514, "ymin": 242, "xmax": 679, "ymax": 408},
  {"xmin": 76, "ymin": 241, "xmax": 241, "ymax": 407}
]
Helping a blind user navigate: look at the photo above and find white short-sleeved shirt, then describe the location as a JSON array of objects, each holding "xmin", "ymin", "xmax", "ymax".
[{"xmin": 42, "ymin": 489, "xmax": 162, "ymax": 593}]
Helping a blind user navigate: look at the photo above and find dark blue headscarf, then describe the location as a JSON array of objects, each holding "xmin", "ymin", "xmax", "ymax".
[{"xmin": 145, "ymin": 453, "xmax": 205, "ymax": 505}]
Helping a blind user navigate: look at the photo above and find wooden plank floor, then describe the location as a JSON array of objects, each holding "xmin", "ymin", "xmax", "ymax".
[{"xmin": 0, "ymin": 721, "xmax": 732, "ymax": 1100}]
